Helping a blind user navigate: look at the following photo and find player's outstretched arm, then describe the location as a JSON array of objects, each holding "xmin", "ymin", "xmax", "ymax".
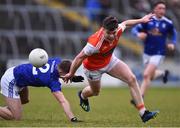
[
  {"xmin": 63, "ymin": 50, "xmax": 88, "ymax": 83},
  {"xmin": 52, "ymin": 91, "xmax": 80, "ymax": 122},
  {"xmin": 122, "ymin": 13, "xmax": 154, "ymax": 27}
]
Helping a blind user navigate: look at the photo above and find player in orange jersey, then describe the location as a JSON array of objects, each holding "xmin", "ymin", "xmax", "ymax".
[{"xmin": 63, "ymin": 14, "xmax": 159, "ymax": 123}]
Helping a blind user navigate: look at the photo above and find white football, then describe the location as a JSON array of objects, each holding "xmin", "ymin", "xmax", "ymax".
[{"xmin": 29, "ymin": 48, "xmax": 48, "ymax": 67}]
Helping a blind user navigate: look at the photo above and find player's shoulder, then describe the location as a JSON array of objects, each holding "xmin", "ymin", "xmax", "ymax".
[
  {"xmin": 88, "ymin": 28, "xmax": 104, "ymax": 46},
  {"xmin": 14, "ymin": 63, "xmax": 32, "ymax": 74},
  {"xmin": 161, "ymin": 16, "xmax": 173, "ymax": 24},
  {"xmin": 48, "ymin": 57, "xmax": 61, "ymax": 60},
  {"xmin": 48, "ymin": 57, "xmax": 61, "ymax": 64},
  {"xmin": 18, "ymin": 63, "xmax": 32, "ymax": 68}
]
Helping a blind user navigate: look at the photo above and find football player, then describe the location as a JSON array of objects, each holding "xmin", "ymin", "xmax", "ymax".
[
  {"xmin": 63, "ymin": 13, "xmax": 159, "ymax": 122},
  {"xmin": 0, "ymin": 58, "xmax": 84, "ymax": 122},
  {"xmin": 131, "ymin": 1, "xmax": 177, "ymax": 99}
]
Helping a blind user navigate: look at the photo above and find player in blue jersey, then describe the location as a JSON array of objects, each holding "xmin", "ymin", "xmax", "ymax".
[
  {"xmin": 131, "ymin": 1, "xmax": 177, "ymax": 100},
  {"xmin": 0, "ymin": 57, "xmax": 84, "ymax": 122}
]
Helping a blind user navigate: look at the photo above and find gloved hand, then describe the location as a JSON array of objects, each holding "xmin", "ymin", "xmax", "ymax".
[
  {"xmin": 71, "ymin": 117, "xmax": 83, "ymax": 122},
  {"xmin": 71, "ymin": 76, "xmax": 84, "ymax": 82}
]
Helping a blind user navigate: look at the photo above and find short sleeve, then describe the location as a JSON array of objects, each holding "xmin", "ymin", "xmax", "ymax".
[
  {"xmin": 83, "ymin": 43, "xmax": 99, "ymax": 56},
  {"xmin": 48, "ymin": 81, "xmax": 61, "ymax": 92},
  {"xmin": 118, "ymin": 23, "xmax": 126, "ymax": 32}
]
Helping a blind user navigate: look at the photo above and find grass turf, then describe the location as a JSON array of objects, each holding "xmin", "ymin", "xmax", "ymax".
[{"xmin": 0, "ymin": 87, "xmax": 180, "ymax": 127}]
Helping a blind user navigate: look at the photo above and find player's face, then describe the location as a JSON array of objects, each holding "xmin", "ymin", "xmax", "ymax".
[
  {"xmin": 104, "ymin": 29, "xmax": 117, "ymax": 41},
  {"xmin": 58, "ymin": 69, "xmax": 66, "ymax": 78},
  {"xmin": 154, "ymin": 4, "xmax": 166, "ymax": 18}
]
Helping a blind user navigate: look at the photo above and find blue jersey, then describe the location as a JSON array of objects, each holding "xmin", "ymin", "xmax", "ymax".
[
  {"xmin": 13, "ymin": 57, "xmax": 61, "ymax": 92},
  {"xmin": 131, "ymin": 16, "xmax": 177, "ymax": 55}
]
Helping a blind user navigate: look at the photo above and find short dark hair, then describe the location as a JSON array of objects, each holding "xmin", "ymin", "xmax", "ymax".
[
  {"xmin": 153, "ymin": 0, "xmax": 166, "ymax": 8},
  {"xmin": 102, "ymin": 16, "xmax": 118, "ymax": 31},
  {"xmin": 58, "ymin": 59, "xmax": 72, "ymax": 73}
]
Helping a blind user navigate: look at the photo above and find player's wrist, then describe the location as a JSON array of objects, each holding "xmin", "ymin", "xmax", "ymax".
[{"xmin": 139, "ymin": 18, "xmax": 144, "ymax": 23}]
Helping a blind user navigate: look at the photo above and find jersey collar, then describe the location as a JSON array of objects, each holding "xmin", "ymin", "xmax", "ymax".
[{"xmin": 152, "ymin": 16, "xmax": 165, "ymax": 21}]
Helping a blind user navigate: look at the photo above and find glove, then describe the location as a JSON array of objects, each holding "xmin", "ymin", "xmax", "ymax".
[
  {"xmin": 71, "ymin": 76, "xmax": 84, "ymax": 82},
  {"xmin": 70, "ymin": 117, "xmax": 83, "ymax": 122}
]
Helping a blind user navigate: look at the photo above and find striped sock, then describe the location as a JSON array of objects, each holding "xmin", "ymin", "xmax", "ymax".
[{"xmin": 137, "ymin": 104, "xmax": 146, "ymax": 116}]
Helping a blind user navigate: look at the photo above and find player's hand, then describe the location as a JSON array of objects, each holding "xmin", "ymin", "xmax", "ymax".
[
  {"xmin": 62, "ymin": 72, "xmax": 74, "ymax": 83},
  {"xmin": 71, "ymin": 76, "xmax": 84, "ymax": 82},
  {"xmin": 167, "ymin": 43, "xmax": 175, "ymax": 51},
  {"xmin": 137, "ymin": 32, "xmax": 147, "ymax": 41},
  {"xmin": 141, "ymin": 13, "xmax": 155, "ymax": 23}
]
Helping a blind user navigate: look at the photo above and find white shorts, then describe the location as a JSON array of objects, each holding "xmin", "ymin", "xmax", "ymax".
[
  {"xmin": 83, "ymin": 55, "xmax": 120, "ymax": 81},
  {"xmin": 143, "ymin": 54, "xmax": 165, "ymax": 67},
  {"xmin": 0, "ymin": 67, "xmax": 20, "ymax": 99}
]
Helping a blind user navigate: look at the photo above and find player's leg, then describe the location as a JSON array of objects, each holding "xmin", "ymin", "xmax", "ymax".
[
  {"xmin": 141, "ymin": 55, "xmax": 165, "ymax": 96},
  {"xmin": 0, "ymin": 87, "xmax": 22, "ymax": 120},
  {"xmin": 108, "ymin": 60, "xmax": 144, "ymax": 110},
  {"xmin": 153, "ymin": 69, "xmax": 169, "ymax": 83},
  {"xmin": 81, "ymin": 80, "xmax": 101, "ymax": 99},
  {"xmin": 153, "ymin": 69, "xmax": 164, "ymax": 79},
  {"xmin": 141, "ymin": 63, "xmax": 156, "ymax": 97},
  {"xmin": 78, "ymin": 68, "xmax": 102, "ymax": 112},
  {"xmin": 0, "ymin": 67, "xmax": 22, "ymax": 120},
  {"xmin": 107, "ymin": 59, "xmax": 158, "ymax": 122},
  {"xmin": 4, "ymin": 97, "xmax": 22, "ymax": 120},
  {"xmin": 78, "ymin": 80, "xmax": 101, "ymax": 112}
]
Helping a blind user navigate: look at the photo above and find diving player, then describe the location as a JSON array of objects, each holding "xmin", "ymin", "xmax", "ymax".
[{"xmin": 0, "ymin": 57, "xmax": 83, "ymax": 122}]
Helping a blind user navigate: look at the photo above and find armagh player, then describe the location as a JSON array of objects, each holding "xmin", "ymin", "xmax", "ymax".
[
  {"xmin": 63, "ymin": 14, "xmax": 159, "ymax": 123},
  {"xmin": 0, "ymin": 58, "xmax": 83, "ymax": 122},
  {"xmin": 131, "ymin": 1, "xmax": 177, "ymax": 99}
]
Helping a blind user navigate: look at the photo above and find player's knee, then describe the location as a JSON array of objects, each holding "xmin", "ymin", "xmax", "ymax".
[{"xmin": 143, "ymin": 72, "xmax": 150, "ymax": 79}]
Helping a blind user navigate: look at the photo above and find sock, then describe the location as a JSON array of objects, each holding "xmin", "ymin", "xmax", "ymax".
[
  {"xmin": 162, "ymin": 70, "xmax": 166, "ymax": 76},
  {"xmin": 81, "ymin": 93, "xmax": 86, "ymax": 100},
  {"xmin": 137, "ymin": 104, "xmax": 146, "ymax": 116}
]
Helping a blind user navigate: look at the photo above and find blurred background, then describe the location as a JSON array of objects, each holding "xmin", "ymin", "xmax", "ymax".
[{"xmin": 0, "ymin": 0, "xmax": 179, "ymax": 85}]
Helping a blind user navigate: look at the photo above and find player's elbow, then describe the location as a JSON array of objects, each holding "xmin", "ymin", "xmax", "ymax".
[{"xmin": 76, "ymin": 51, "xmax": 87, "ymax": 61}]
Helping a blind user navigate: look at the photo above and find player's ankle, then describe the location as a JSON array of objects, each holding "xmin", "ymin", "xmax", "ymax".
[
  {"xmin": 136, "ymin": 104, "xmax": 146, "ymax": 116},
  {"xmin": 80, "ymin": 92, "xmax": 87, "ymax": 100}
]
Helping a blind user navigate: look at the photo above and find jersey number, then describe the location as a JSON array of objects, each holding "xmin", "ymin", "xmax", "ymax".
[{"xmin": 32, "ymin": 63, "xmax": 50, "ymax": 75}]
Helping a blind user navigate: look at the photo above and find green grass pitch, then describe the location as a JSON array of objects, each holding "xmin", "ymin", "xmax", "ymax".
[{"xmin": 0, "ymin": 87, "xmax": 180, "ymax": 127}]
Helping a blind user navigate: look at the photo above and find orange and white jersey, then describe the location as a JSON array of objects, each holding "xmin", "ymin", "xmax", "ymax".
[{"xmin": 83, "ymin": 23, "xmax": 126, "ymax": 70}]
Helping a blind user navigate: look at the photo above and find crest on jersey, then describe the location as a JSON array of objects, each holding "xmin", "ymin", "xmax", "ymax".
[
  {"xmin": 148, "ymin": 21, "xmax": 154, "ymax": 25},
  {"xmin": 162, "ymin": 23, "xmax": 166, "ymax": 28}
]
